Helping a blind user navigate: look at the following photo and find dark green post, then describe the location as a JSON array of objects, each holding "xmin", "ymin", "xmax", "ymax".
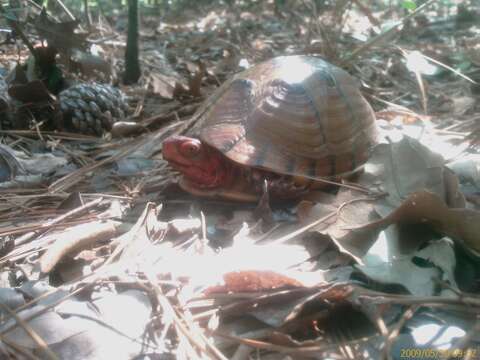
[{"xmin": 123, "ymin": 0, "xmax": 141, "ymax": 84}]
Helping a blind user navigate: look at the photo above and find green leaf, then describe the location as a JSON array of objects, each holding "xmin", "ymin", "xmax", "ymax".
[{"xmin": 402, "ymin": 0, "xmax": 417, "ymax": 10}]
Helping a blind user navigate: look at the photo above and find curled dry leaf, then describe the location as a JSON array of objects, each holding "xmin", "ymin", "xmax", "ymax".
[
  {"xmin": 365, "ymin": 135, "xmax": 446, "ymax": 213},
  {"xmin": 33, "ymin": 8, "xmax": 87, "ymax": 54},
  {"xmin": 150, "ymin": 70, "xmax": 188, "ymax": 99},
  {"xmin": 301, "ymin": 136, "xmax": 467, "ymax": 258},
  {"xmin": 40, "ymin": 220, "xmax": 122, "ymax": 273},
  {"xmin": 356, "ymin": 136, "xmax": 475, "ymax": 254},
  {"xmin": 8, "ymin": 79, "xmax": 55, "ymax": 103},
  {"xmin": 356, "ymin": 191, "xmax": 480, "ymax": 254}
]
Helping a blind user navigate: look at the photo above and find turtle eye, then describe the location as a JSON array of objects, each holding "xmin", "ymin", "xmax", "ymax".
[{"xmin": 180, "ymin": 140, "xmax": 201, "ymax": 157}]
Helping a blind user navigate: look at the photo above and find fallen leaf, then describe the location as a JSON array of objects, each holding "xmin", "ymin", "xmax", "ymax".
[
  {"xmin": 356, "ymin": 191, "xmax": 480, "ymax": 254},
  {"xmin": 358, "ymin": 237, "xmax": 457, "ymax": 296},
  {"xmin": 364, "ymin": 136, "xmax": 446, "ymax": 215},
  {"xmin": 205, "ymin": 270, "xmax": 304, "ymax": 294},
  {"xmin": 150, "ymin": 72, "xmax": 186, "ymax": 99},
  {"xmin": 300, "ymin": 188, "xmax": 381, "ymax": 259},
  {"xmin": 8, "ymin": 80, "xmax": 55, "ymax": 103},
  {"xmin": 70, "ymin": 50, "xmax": 112, "ymax": 78},
  {"xmin": 32, "ymin": 9, "xmax": 87, "ymax": 54}
]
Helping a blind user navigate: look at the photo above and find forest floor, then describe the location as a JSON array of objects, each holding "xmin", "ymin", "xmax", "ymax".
[{"xmin": 0, "ymin": 1, "xmax": 479, "ymax": 359}]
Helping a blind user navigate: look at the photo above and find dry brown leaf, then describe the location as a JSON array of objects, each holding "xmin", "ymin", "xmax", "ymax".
[
  {"xmin": 205, "ymin": 270, "xmax": 304, "ymax": 294},
  {"xmin": 302, "ymin": 137, "xmax": 466, "ymax": 258},
  {"xmin": 364, "ymin": 136, "xmax": 446, "ymax": 211},
  {"xmin": 150, "ymin": 72, "xmax": 177, "ymax": 99},
  {"xmin": 70, "ymin": 50, "xmax": 112, "ymax": 78},
  {"xmin": 8, "ymin": 80, "xmax": 54, "ymax": 103},
  {"xmin": 33, "ymin": 8, "xmax": 87, "ymax": 54},
  {"xmin": 150, "ymin": 72, "xmax": 188, "ymax": 99},
  {"xmin": 357, "ymin": 191, "xmax": 480, "ymax": 254},
  {"xmin": 40, "ymin": 220, "xmax": 121, "ymax": 273},
  {"xmin": 300, "ymin": 188, "xmax": 381, "ymax": 259}
]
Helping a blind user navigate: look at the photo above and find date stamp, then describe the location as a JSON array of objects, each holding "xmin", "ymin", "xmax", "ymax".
[{"xmin": 399, "ymin": 347, "xmax": 478, "ymax": 359}]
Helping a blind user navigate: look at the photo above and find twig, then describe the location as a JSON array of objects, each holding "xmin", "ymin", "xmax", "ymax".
[
  {"xmin": 0, "ymin": 129, "xmax": 101, "ymax": 141},
  {"xmin": 144, "ymin": 271, "xmax": 229, "ymax": 360},
  {"xmin": 271, "ymin": 194, "xmax": 382, "ymax": 245},
  {"xmin": 0, "ymin": 302, "xmax": 59, "ymax": 360},
  {"xmin": 391, "ymin": 46, "xmax": 430, "ymax": 114},
  {"xmin": 351, "ymin": 0, "xmax": 381, "ymax": 27},
  {"xmin": 48, "ymin": 121, "xmax": 183, "ymax": 193},
  {"xmin": 15, "ymin": 197, "xmax": 104, "ymax": 246},
  {"xmin": 200, "ymin": 211, "xmax": 207, "ymax": 242},
  {"xmin": 382, "ymin": 306, "xmax": 419, "ymax": 360},
  {"xmin": 51, "ymin": 0, "xmax": 76, "ymax": 21},
  {"xmin": 271, "ymin": 209, "xmax": 337, "ymax": 245},
  {"xmin": 416, "ymin": 50, "xmax": 477, "ymax": 84},
  {"xmin": 0, "ymin": 3, "xmax": 37, "ymax": 58},
  {"xmin": 343, "ymin": 0, "xmax": 438, "ymax": 64},
  {"xmin": 357, "ymin": 290, "xmax": 480, "ymax": 308},
  {"xmin": 0, "ymin": 335, "xmax": 40, "ymax": 360},
  {"xmin": 211, "ymin": 329, "xmax": 378, "ymax": 356},
  {"xmin": 24, "ymin": 0, "xmax": 61, "ymax": 22}
]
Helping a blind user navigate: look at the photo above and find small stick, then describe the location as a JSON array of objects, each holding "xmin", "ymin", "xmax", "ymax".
[
  {"xmin": 0, "ymin": 302, "xmax": 59, "ymax": 360},
  {"xmin": 343, "ymin": 0, "xmax": 438, "ymax": 64},
  {"xmin": 15, "ymin": 197, "xmax": 103, "ymax": 246},
  {"xmin": 351, "ymin": 0, "xmax": 381, "ymax": 27},
  {"xmin": 51, "ymin": 0, "xmax": 76, "ymax": 21},
  {"xmin": 40, "ymin": 219, "xmax": 121, "ymax": 273}
]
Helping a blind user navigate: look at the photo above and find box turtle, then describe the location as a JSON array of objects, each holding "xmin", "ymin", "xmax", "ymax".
[{"xmin": 163, "ymin": 55, "xmax": 378, "ymax": 201}]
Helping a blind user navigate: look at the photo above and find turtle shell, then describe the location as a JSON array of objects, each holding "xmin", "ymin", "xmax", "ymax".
[{"xmin": 191, "ymin": 55, "xmax": 378, "ymax": 180}]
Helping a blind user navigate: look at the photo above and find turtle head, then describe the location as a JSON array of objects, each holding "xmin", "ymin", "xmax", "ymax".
[{"xmin": 162, "ymin": 135, "xmax": 230, "ymax": 188}]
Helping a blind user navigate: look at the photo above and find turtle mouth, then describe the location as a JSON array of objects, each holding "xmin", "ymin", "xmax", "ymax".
[
  {"xmin": 179, "ymin": 177, "xmax": 228, "ymax": 198},
  {"xmin": 180, "ymin": 177, "xmax": 220, "ymax": 191},
  {"xmin": 166, "ymin": 159, "xmax": 192, "ymax": 172},
  {"xmin": 166, "ymin": 160, "xmax": 221, "ymax": 189},
  {"xmin": 179, "ymin": 177, "xmax": 258, "ymax": 202}
]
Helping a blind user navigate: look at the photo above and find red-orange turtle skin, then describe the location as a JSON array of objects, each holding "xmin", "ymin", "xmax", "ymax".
[
  {"xmin": 163, "ymin": 55, "xmax": 378, "ymax": 201},
  {"xmin": 162, "ymin": 135, "xmax": 235, "ymax": 188}
]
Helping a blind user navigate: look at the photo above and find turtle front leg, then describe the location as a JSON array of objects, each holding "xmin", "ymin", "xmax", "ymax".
[
  {"xmin": 267, "ymin": 177, "xmax": 309, "ymax": 199},
  {"xmin": 249, "ymin": 170, "xmax": 309, "ymax": 199}
]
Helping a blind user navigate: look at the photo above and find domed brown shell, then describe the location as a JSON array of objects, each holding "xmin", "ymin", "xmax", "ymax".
[{"xmin": 191, "ymin": 55, "xmax": 378, "ymax": 180}]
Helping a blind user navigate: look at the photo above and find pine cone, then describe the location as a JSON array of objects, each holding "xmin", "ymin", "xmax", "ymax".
[{"xmin": 58, "ymin": 83, "xmax": 129, "ymax": 135}]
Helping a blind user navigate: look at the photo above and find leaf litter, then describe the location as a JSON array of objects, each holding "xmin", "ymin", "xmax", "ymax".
[{"xmin": 0, "ymin": 1, "xmax": 480, "ymax": 359}]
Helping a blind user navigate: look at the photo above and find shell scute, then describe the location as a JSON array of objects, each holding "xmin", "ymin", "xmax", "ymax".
[{"xmin": 193, "ymin": 55, "xmax": 378, "ymax": 179}]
